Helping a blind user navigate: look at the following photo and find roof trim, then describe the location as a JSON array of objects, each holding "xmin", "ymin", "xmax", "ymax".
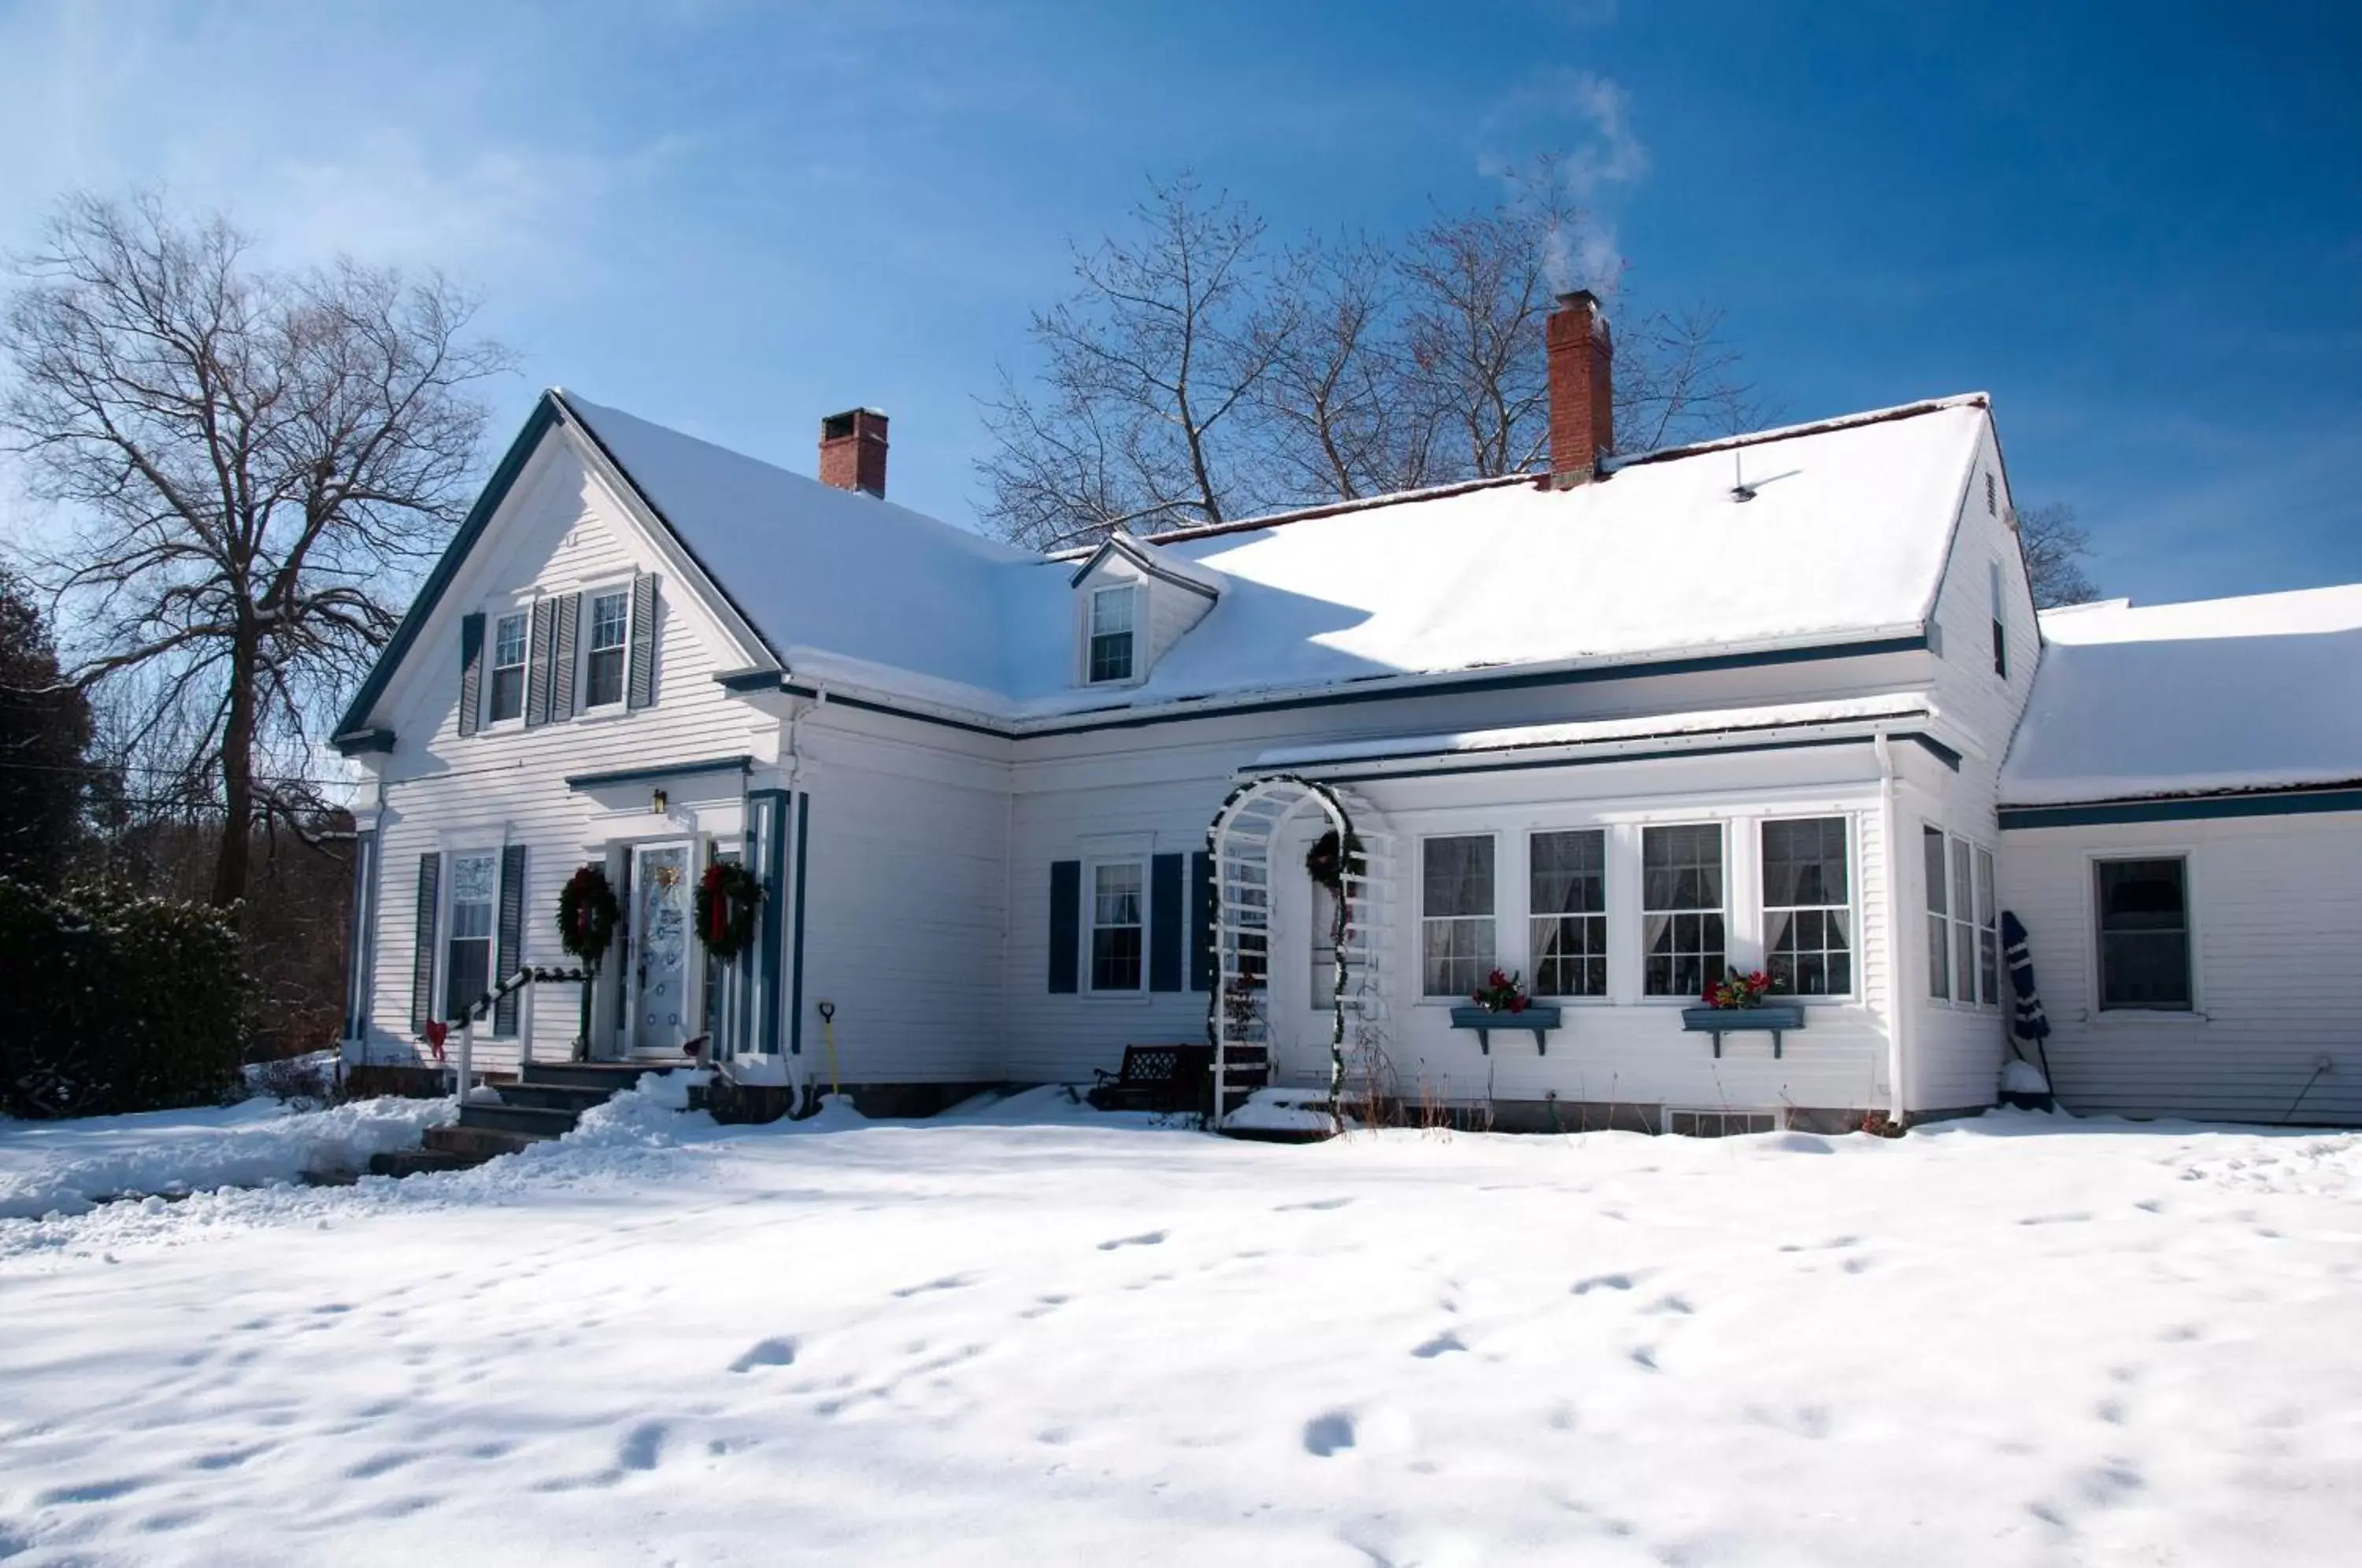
[
  {"xmin": 1257, "ymin": 702, "xmax": 1942, "ymax": 771},
  {"xmin": 333, "ymin": 394, "xmax": 565, "ymax": 739},
  {"xmin": 1298, "ymin": 730, "xmax": 1961, "ymax": 787},
  {"xmin": 1067, "ymin": 532, "xmax": 1223, "ymax": 598},
  {"xmin": 740, "ymin": 631, "xmax": 1932, "ymax": 741},
  {"xmin": 331, "ymin": 727, "xmax": 396, "ymax": 757},
  {"xmin": 1998, "ymin": 783, "xmax": 2362, "ymax": 830},
  {"xmin": 565, "ymin": 753, "xmax": 753, "ymax": 791}
]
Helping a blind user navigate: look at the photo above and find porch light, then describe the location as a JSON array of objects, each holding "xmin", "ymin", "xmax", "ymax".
[{"xmin": 651, "ymin": 788, "xmax": 668, "ymax": 815}]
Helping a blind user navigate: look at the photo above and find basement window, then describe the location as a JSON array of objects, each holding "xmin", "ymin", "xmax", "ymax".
[{"xmin": 1667, "ymin": 1108, "xmax": 1780, "ymax": 1138}]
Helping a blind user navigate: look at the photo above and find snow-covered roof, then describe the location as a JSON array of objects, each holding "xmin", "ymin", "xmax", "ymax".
[
  {"xmin": 546, "ymin": 391, "xmax": 1994, "ymax": 727},
  {"xmin": 561, "ymin": 394, "xmax": 1034, "ymax": 693},
  {"xmin": 2000, "ymin": 582, "xmax": 2362, "ymax": 806},
  {"xmin": 1256, "ymin": 694, "xmax": 1944, "ymax": 772}
]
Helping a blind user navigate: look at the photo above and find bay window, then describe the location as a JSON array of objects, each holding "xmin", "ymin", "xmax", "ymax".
[{"xmin": 1530, "ymin": 829, "xmax": 1606, "ymax": 997}]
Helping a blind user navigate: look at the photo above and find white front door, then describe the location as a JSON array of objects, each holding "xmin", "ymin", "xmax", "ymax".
[{"xmin": 628, "ymin": 840, "xmax": 695, "ymax": 1056}]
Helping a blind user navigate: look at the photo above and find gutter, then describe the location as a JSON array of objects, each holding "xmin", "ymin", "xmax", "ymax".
[{"xmin": 1875, "ymin": 730, "xmax": 1912, "ymax": 1131}]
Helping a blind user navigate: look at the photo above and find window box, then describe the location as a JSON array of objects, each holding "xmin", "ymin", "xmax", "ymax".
[
  {"xmin": 1448, "ymin": 1003, "xmax": 1563, "ymax": 1054},
  {"xmin": 1679, "ymin": 1003, "xmax": 1807, "ymax": 1059}
]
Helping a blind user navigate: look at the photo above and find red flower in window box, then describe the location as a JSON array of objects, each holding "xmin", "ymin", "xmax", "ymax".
[{"xmin": 1471, "ymin": 968, "xmax": 1531, "ymax": 1014}]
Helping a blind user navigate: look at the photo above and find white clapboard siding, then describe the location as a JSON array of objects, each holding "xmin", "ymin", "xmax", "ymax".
[
  {"xmin": 357, "ymin": 433, "xmax": 772, "ymax": 1073},
  {"xmin": 1999, "ymin": 812, "xmax": 2362, "ymax": 1125}
]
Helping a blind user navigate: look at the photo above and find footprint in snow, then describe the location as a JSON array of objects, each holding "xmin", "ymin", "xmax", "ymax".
[
  {"xmin": 1098, "ymin": 1230, "xmax": 1167, "ymax": 1250},
  {"xmin": 617, "ymin": 1422, "xmax": 667, "ymax": 1472},
  {"xmin": 1411, "ymin": 1330, "xmax": 1466, "ymax": 1359},
  {"xmin": 1572, "ymin": 1271, "xmax": 1638, "ymax": 1295},
  {"xmin": 891, "ymin": 1274, "xmax": 974, "ymax": 1298},
  {"xmin": 1275, "ymin": 1196, "xmax": 1353, "ymax": 1212},
  {"xmin": 729, "ymin": 1337, "xmax": 798, "ymax": 1373},
  {"xmin": 1302, "ymin": 1411, "xmax": 1357, "ymax": 1456}
]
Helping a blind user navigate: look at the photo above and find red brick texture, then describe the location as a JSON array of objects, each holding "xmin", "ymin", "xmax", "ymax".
[
  {"xmin": 1546, "ymin": 291, "xmax": 1613, "ymax": 486},
  {"xmin": 819, "ymin": 407, "xmax": 889, "ymax": 497}
]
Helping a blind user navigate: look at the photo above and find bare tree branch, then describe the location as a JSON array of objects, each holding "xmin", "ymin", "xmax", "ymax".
[{"xmin": 1, "ymin": 190, "xmax": 514, "ymax": 906}]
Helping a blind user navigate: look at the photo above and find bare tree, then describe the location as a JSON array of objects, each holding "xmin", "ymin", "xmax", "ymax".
[
  {"xmin": 2016, "ymin": 501, "xmax": 2101, "ymax": 608},
  {"xmin": 0, "ymin": 192, "xmax": 512, "ymax": 908},
  {"xmin": 1256, "ymin": 236, "xmax": 1438, "ymax": 503},
  {"xmin": 979, "ymin": 167, "xmax": 1759, "ymax": 546},
  {"xmin": 977, "ymin": 176, "xmax": 1292, "ymax": 549}
]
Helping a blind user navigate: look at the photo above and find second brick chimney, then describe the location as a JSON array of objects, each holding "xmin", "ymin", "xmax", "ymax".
[
  {"xmin": 819, "ymin": 407, "xmax": 889, "ymax": 497},
  {"xmin": 1546, "ymin": 290, "xmax": 1613, "ymax": 486}
]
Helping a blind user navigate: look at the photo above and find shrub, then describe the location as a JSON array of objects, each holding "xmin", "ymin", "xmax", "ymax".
[{"xmin": 0, "ymin": 878, "xmax": 252, "ymax": 1118}]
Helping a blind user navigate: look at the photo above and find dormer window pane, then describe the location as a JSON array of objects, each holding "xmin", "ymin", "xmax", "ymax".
[
  {"xmin": 1089, "ymin": 586, "xmax": 1135, "ymax": 683},
  {"xmin": 487, "ymin": 612, "xmax": 527, "ymax": 723}
]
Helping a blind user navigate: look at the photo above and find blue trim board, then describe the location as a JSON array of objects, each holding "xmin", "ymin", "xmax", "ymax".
[
  {"xmin": 1999, "ymin": 786, "xmax": 2362, "ymax": 830},
  {"xmin": 788, "ymin": 791, "xmax": 811, "ymax": 1056},
  {"xmin": 719, "ymin": 634, "xmax": 1934, "ymax": 744},
  {"xmin": 335, "ymin": 395, "xmax": 564, "ymax": 740},
  {"xmin": 1311, "ymin": 730, "xmax": 1960, "ymax": 786},
  {"xmin": 331, "ymin": 727, "xmax": 396, "ymax": 756},
  {"xmin": 564, "ymin": 754, "xmax": 753, "ymax": 790}
]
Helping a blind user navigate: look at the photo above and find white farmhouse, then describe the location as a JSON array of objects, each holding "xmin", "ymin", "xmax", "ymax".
[{"xmin": 333, "ymin": 290, "xmax": 2351, "ymax": 1132}]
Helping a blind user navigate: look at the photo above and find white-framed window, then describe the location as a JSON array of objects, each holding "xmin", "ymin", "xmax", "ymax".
[
  {"xmin": 1668, "ymin": 1108, "xmax": 1781, "ymax": 1138},
  {"xmin": 1975, "ymin": 845, "xmax": 1999, "ymax": 1003},
  {"xmin": 444, "ymin": 849, "xmax": 499, "ymax": 1021},
  {"xmin": 1924, "ymin": 827, "xmax": 1999, "ymax": 1006},
  {"xmin": 1088, "ymin": 860, "xmax": 1146, "ymax": 992},
  {"xmin": 585, "ymin": 588, "xmax": 630, "ymax": 708},
  {"xmin": 486, "ymin": 610, "xmax": 528, "ymax": 724},
  {"xmin": 1989, "ymin": 560, "xmax": 2009, "ymax": 679},
  {"xmin": 1761, "ymin": 816, "xmax": 1853, "ymax": 997},
  {"xmin": 1923, "ymin": 827, "xmax": 1951, "ymax": 1001},
  {"xmin": 1530, "ymin": 828, "xmax": 1606, "ymax": 997},
  {"xmin": 1643, "ymin": 823, "xmax": 1724, "ymax": 997},
  {"xmin": 2094, "ymin": 857, "xmax": 2191, "ymax": 1011},
  {"xmin": 1420, "ymin": 834, "xmax": 1495, "ymax": 997},
  {"xmin": 1087, "ymin": 585, "xmax": 1136, "ymax": 684}
]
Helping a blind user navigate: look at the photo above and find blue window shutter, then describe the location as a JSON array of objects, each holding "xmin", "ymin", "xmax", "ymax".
[
  {"xmin": 1048, "ymin": 860, "xmax": 1081, "ymax": 993},
  {"xmin": 493, "ymin": 844, "xmax": 527, "ymax": 1037},
  {"xmin": 1150, "ymin": 852, "xmax": 1184, "ymax": 991},
  {"xmin": 456, "ymin": 613, "xmax": 485, "ymax": 738},
  {"xmin": 524, "ymin": 598, "xmax": 556, "ymax": 727},
  {"xmin": 625, "ymin": 572, "xmax": 657, "ymax": 710},
  {"xmin": 1190, "ymin": 850, "xmax": 1214, "ymax": 992},
  {"xmin": 549, "ymin": 592, "xmax": 580, "ymax": 720},
  {"xmin": 409, "ymin": 852, "xmax": 441, "ymax": 1034}
]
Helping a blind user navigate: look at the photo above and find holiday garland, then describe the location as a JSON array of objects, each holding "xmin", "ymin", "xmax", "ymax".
[
  {"xmin": 557, "ymin": 864, "xmax": 621, "ymax": 965},
  {"xmin": 694, "ymin": 860, "xmax": 764, "ymax": 961}
]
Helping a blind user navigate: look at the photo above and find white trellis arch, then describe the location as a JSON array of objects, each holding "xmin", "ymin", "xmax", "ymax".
[{"xmin": 1205, "ymin": 774, "xmax": 1397, "ymax": 1130}]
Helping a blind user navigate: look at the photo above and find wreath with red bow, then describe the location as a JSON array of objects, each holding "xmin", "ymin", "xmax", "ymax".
[
  {"xmin": 557, "ymin": 864, "xmax": 620, "ymax": 965},
  {"xmin": 694, "ymin": 860, "xmax": 764, "ymax": 961}
]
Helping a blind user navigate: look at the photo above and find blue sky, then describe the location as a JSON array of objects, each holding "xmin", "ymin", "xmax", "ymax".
[{"xmin": 3, "ymin": 0, "xmax": 2356, "ymax": 605}]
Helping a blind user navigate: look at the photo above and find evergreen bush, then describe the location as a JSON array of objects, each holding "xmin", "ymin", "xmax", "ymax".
[{"xmin": 0, "ymin": 879, "xmax": 252, "ymax": 1118}]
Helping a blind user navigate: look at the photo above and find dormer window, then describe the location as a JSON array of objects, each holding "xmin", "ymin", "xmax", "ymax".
[
  {"xmin": 486, "ymin": 612, "xmax": 528, "ymax": 723},
  {"xmin": 1088, "ymin": 585, "xmax": 1136, "ymax": 684}
]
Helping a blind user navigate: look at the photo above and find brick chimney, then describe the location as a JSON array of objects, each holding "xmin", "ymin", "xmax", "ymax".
[
  {"xmin": 819, "ymin": 408, "xmax": 888, "ymax": 497},
  {"xmin": 1546, "ymin": 290, "xmax": 1613, "ymax": 486}
]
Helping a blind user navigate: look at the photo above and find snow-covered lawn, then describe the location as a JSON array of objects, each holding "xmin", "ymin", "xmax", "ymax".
[
  {"xmin": 2, "ymin": 1082, "xmax": 2358, "ymax": 1566},
  {"xmin": 0, "ymin": 1095, "xmax": 451, "ymax": 1220}
]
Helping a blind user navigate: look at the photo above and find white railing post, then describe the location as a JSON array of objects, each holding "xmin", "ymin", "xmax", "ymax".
[{"xmin": 519, "ymin": 973, "xmax": 535, "ymax": 1068}]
